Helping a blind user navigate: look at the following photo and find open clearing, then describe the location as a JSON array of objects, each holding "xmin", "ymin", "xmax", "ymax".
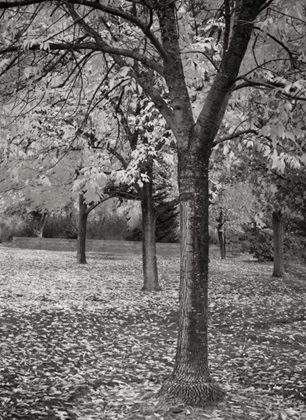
[{"xmin": 0, "ymin": 246, "xmax": 305, "ymax": 420}]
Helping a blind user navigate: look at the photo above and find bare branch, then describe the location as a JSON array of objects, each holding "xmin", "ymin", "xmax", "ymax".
[
  {"xmin": 107, "ymin": 146, "xmax": 128, "ymax": 170},
  {"xmin": 253, "ymin": 26, "xmax": 299, "ymax": 68},
  {"xmin": 65, "ymin": 4, "xmax": 164, "ymax": 75},
  {"xmin": 213, "ymin": 129, "xmax": 258, "ymax": 146},
  {"xmin": 85, "ymin": 191, "xmax": 118, "ymax": 214},
  {"xmin": 234, "ymin": 77, "xmax": 306, "ymax": 101}
]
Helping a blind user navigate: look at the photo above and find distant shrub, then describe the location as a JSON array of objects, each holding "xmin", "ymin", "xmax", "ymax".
[
  {"xmin": 247, "ymin": 227, "xmax": 274, "ymax": 262},
  {"xmin": 44, "ymin": 214, "xmax": 77, "ymax": 238},
  {"xmin": 87, "ymin": 214, "xmax": 129, "ymax": 240},
  {"xmin": 0, "ymin": 217, "xmax": 33, "ymax": 241},
  {"xmin": 126, "ymin": 188, "xmax": 179, "ymax": 243},
  {"xmin": 225, "ymin": 228, "xmax": 244, "ymax": 246},
  {"xmin": 44, "ymin": 212, "xmax": 129, "ymax": 240},
  {"xmin": 13, "ymin": 221, "xmax": 33, "ymax": 238},
  {"xmin": 126, "ymin": 217, "xmax": 179, "ymax": 243},
  {"xmin": 0, "ymin": 223, "xmax": 12, "ymax": 242},
  {"xmin": 125, "ymin": 226, "xmax": 141, "ymax": 242},
  {"xmin": 241, "ymin": 224, "xmax": 306, "ymax": 263},
  {"xmin": 284, "ymin": 234, "xmax": 306, "ymax": 264}
]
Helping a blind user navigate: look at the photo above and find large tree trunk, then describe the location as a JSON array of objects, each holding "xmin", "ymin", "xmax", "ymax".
[
  {"xmin": 217, "ymin": 209, "xmax": 226, "ymax": 259},
  {"xmin": 157, "ymin": 0, "xmax": 266, "ymax": 405},
  {"xmin": 77, "ymin": 193, "xmax": 88, "ymax": 264},
  {"xmin": 272, "ymin": 210, "xmax": 284, "ymax": 277},
  {"xmin": 161, "ymin": 146, "xmax": 225, "ymax": 405},
  {"xmin": 140, "ymin": 164, "xmax": 160, "ymax": 291}
]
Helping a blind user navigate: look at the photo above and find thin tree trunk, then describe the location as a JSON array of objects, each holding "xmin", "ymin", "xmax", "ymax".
[
  {"xmin": 161, "ymin": 149, "xmax": 224, "ymax": 405},
  {"xmin": 32, "ymin": 212, "xmax": 48, "ymax": 237},
  {"xmin": 77, "ymin": 193, "xmax": 88, "ymax": 264},
  {"xmin": 217, "ymin": 209, "xmax": 226, "ymax": 259},
  {"xmin": 272, "ymin": 210, "xmax": 284, "ymax": 277},
  {"xmin": 140, "ymin": 165, "xmax": 160, "ymax": 291}
]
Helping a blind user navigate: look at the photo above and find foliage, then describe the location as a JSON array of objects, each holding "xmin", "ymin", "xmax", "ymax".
[
  {"xmin": 0, "ymin": 247, "xmax": 306, "ymax": 419},
  {"xmin": 0, "ymin": 216, "xmax": 33, "ymax": 241},
  {"xmin": 44, "ymin": 213, "xmax": 78, "ymax": 239},
  {"xmin": 242, "ymin": 224, "xmax": 306, "ymax": 263},
  {"xmin": 86, "ymin": 213, "xmax": 129, "ymax": 241},
  {"xmin": 154, "ymin": 182, "xmax": 179, "ymax": 243},
  {"xmin": 242, "ymin": 225, "xmax": 274, "ymax": 262},
  {"xmin": 155, "ymin": 202, "xmax": 179, "ymax": 243},
  {"xmin": 127, "ymin": 181, "xmax": 179, "ymax": 243}
]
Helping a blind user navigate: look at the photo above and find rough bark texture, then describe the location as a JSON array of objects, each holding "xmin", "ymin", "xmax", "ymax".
[
  {"xmin": 77, "ymin": 193, "xmax": 88, "ymax": 264},
  {"xmin": 157, "ymin": 0, "xmax": 267, "ymax": 407},
  {"xmin": 272, "ymin": 210, "xmax": 284, "ymax": 277},
  {"xmin": 140, "ymin": 165, "xmax": 160, "ymax": 291},
  {"xmin": 217, "ymin": 210, "xmax": 226, "ymax": 259},
  {"xmin": 160, "ymin": 142, "xmax": 225, "ymax": 406}
]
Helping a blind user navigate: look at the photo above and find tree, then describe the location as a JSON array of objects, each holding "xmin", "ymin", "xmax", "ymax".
[
  {"xmin": 91, "ymin": 89, "xmax": 178, "ymax": 290},
  {"xmin": 226, "ymin": 138, "xmax": 306, "ymax": 275},
  {"xmin": 0, "ymin": 146, "xmax": 78, "ymax": 239},
  {"xmin": 29, "ymin": 209, "xmax": 48, "ymax": 237},
  {"xmin": 272, "ymin": 210, "xmax": 284, "ymax": 277},
  {"xmin": 0, "ymin": 104, "xmax": 113, "ymax": 261},
  {"xmin": 1, "ymin": 0, "xmax": 305, "ymax": 406},
  {"xmin": 216, "ymin": 209, "xmax": 226, "ymax": 259}
]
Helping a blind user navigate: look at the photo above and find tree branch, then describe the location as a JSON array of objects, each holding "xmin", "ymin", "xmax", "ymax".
[
  {"xmin": 0, "ymin": 0, "xmax": 169, "ymax": 61},
  {"xmin": 222, "ymin": 0, "xmax": 231, "ymax": 54},
  {"xmin": 66, "ymin": 4, "xmax": 164, "ymax": 76},
  {"xmin": 233, "ymin": 77, "xmax": 306, "ymax": 101},
  {"xmin": 253, "ymin": 25, "xmax": 299, "ymax": 68},
  {"xmin": 63, "ymin": 118, "xmax": 129, "ymax": 169},
  {"xmin": 213, "ymin": 129, "xmax": 259, "ymax": 146},
  {"xmin": 85, "ymin": 191, "xmax": 118, "ymax": 215}
]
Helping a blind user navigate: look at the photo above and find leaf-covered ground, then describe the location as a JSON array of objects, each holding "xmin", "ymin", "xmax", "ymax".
[{"xmin": 0, "ymin": 246, "xmax": 305, "ymax": 420}]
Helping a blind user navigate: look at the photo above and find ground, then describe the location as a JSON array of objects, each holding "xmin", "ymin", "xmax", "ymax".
[{"xmin": 0, "ymin": 246, "xmax": 305, "ymax": 420}]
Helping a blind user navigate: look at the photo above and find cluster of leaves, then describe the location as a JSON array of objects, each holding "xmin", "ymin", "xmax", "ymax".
[
  {"xmin": 0, "ymin": 245, "xmax": 305, "ymax": 420},
  {"xmin": 241, "ymin": 224, "xmax": 306, "ymax": 263},
  {"xmin": 127, "ymin": 180, "xmax": 179, "ymax": 243}
]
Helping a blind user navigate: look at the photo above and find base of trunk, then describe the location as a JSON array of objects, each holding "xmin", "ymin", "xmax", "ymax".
[
  {"xmin": 77, "ymin": 257, "xmax": 87, "ymax": 264},
  {"xmin": 159, "ymin": 377, "xmax": 225, "ymax": 407},
  {"xmin": 272, "ymin": 269, "xmax": 283, "ymax": 278},
  {"xmin": 141, "ymin": 285, "xmax": 162, "ymax": 292}
]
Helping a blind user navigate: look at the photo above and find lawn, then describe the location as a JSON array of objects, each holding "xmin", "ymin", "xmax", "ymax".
[{"xmin": 0, "ymin": 246, "xmax": 305, "ymax": 420}]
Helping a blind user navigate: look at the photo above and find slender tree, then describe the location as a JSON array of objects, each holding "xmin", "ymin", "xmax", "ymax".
[{"xmin": 272, "ymin": 210, "xmax": 284, "ymax": 277}]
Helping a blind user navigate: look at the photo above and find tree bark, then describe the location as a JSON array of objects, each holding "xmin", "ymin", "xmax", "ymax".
[
  {"xmin": 77, "ymin": 193, "xmax": 88, "ymax": 264},
  {"xmin": 161, "ymin": 145, "xmax": 224, "ymax": 405},
  {"xmin": 272, "ymin": 210, "xmax": 284, "ymax": 277},
  {"xmin": 140, "ymin": 164, "xmax": 160, "ymax": 291},
  {"xmin": 157, "ymin": 0, "xmax": 266, "ymax": 407},
  {"xmin": 217, "ymin": 209, "xmax": 226, "ymax": 259}
]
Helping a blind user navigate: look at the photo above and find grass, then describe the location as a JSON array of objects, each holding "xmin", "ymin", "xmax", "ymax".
[{"xmin": 0, "ymin": 245, "xmax": 305, "ymax": 420}]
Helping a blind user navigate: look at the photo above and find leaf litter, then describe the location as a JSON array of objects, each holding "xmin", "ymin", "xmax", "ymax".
[{"xmin": 0, "ymin": 247, "xmax": 305, "ymax": 420}]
